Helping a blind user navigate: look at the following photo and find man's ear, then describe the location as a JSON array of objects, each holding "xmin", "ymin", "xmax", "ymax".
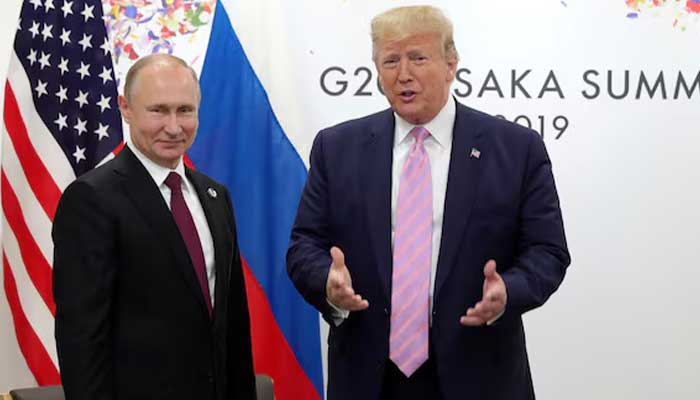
[
  {"xmin": 374, "ymin": 62, "xmax": 386, "ymax": 93},
  {"xmin": 118, "ymin": 95, "xmax": 131, "ymax": 123},
  {"xmin": 446, "ymin": 59, "xmax": 457, "ymax": 83}
]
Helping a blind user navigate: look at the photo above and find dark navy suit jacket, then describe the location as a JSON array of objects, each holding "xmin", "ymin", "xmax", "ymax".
[{"xmin": 287, "ymin": 100, "xmax": 570, "ymax": 400}]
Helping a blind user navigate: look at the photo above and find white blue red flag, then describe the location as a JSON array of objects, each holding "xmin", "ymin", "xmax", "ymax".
[{"xmin": 2, "ymin": 0, "xmax": 322, "ymax": 398}]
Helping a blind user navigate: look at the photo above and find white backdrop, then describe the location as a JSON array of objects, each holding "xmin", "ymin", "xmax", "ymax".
[{"xmin": 2, "ymin": 0, "xmax": 700, "ymax": 398}]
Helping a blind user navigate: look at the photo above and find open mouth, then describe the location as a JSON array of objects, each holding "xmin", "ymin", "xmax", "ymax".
[{"xmin": 399, "ymin": 90, "xmax": 416, "ymax": 102}]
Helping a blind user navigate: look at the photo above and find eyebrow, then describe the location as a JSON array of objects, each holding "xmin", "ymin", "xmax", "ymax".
[
  {"xmin": 406, "ymin": 49, "xmax": 427, "ymax": 57},
  {"xmin": 146, "ymin": 102, "xmax": 196, "ymax": 108}
]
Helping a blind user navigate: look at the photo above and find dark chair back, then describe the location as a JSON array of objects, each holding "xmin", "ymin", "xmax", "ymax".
[
  {"xmin": 9, "ymin": 386, "xmax": 64, "ymax": 400},
  {"xmin": 255, "ymin": 374, "xmax": 274, "ymax": 400}
]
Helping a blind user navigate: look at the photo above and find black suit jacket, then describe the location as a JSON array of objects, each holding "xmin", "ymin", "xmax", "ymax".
[
  {"xmin": 287, "ymin": 100, "xmax": 570, "ymax": 400},
  {"xmin": 53, "ymin": 146, "xmax": 256, "ymax": 400}
]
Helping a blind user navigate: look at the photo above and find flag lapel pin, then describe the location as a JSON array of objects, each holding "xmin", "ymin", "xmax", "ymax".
[{"xmin": 469, "ymin": 147, "xmax": 481, "ymax": 159}]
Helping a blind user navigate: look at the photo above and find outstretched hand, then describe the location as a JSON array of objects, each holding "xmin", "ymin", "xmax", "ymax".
[
  {"xmin": 326, "ymin": 246, "xmax": 369, "ymax": 311},
  {"xmin": 460, "ymin": 260, "xmax": 507, "ymax": 326}
]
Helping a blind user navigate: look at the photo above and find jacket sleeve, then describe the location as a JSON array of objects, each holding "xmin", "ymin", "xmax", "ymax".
[
  {"xmin": 286, "ymin": 131, "xmax": 336, "ymax": 321},
  {"xmin": 53, "ymin": 181, "xmax": 117, "ymax": 400},
  {"xmin": 501, "ymin": 134, "xmax": 571, "ymax": 317}
]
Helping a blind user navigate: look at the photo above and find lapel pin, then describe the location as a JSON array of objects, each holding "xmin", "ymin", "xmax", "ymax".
[
  {"xmin": 207, "ymin": 187, "xmax": 218, "ymax": 198},
  {"xmin": 469, "ymin": 147, "xmax": 481, "ymax": 159}
]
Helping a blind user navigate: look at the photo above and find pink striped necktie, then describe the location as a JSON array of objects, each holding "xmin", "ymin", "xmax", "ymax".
[{"xmin": 390, "ymin": 126, "xmax": 432, "ymax": 377}]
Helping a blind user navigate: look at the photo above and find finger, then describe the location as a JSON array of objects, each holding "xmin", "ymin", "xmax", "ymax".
[
  {"xmin": 460, "ymin": 315, "xmax": 486, "ymax": 326},
  {"xmin": 340, "ymin": 295, "xmax": 369, "ymax": 311},
  {"xmin": 480, "ymin": 294, "xmax": 506, "ymax": 310},
  {"xmin": 352, "ymin": 297, "xmax": 369, "ymax": 310},
  {"xmin": 465, "ymin": 305, "xmax": 490, "ymax": 318},
  {"xmin": 466, "ymin": 310, "xmax": 493, "ymax": 326},
  {"xmin": 467, "ymin": 301, "xmax": 488, "ymax": 315},
  {"xmin": 331, "ymin": 287, "xmax": 360, "ymax": 303},
  {"xmin": 471, "ymin": 302, "xmax": 498, "ymax": 318},
  {"xmin": 483, "ymin": 259, "xmax": 497, "ymax": 278},
  {"xmin": 351, "ymin": 295, "xmax": 369, "ymax": 310},
  {"xmin": 342, "ymin": 286, "xmax": 356, "ymax": 298},
  {"xmin": 330, "ymin": 246, "xmax": 345, "ymax": 270},
  {"xmin": 468, "ymin": 303, "xmax": 492, "ymax": 316}
]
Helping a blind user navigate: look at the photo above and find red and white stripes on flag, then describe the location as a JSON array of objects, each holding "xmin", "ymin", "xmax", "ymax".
[{"xmin": 2, "ymin": 0, "xmax": 122, "ymax": 385}]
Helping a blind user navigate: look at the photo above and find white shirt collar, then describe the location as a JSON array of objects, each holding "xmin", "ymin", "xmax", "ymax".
[
  {"xmin": 128, "ymin": 143, "xmax": 190, "ymax": 192},
  {"xmin": 393, "ymin": 96, "xmax": 456, "ymax": 148}
]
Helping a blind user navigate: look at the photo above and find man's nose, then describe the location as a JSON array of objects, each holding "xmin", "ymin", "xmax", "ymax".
[
  {"xmin": 164, "ymin": 113, "xmax": 182, "ymax": 135},
  {"xmin": 398, "ymin": 59, "xmax": 413, "ymax": 83}
]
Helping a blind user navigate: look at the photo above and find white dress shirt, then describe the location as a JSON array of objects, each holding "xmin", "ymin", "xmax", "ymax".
[
  {"xmin": 391, "ymin": 98, "xmax": 455, "ymax": 317},
  {"xmin": 129, "ymin": 144, "xmax": 216, "ymax": 305}
]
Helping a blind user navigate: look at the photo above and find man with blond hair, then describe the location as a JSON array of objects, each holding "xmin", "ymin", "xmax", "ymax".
[
  {"xmin": 288, "ymin": 5, "xmax": 569, "ymax": 399},
  {"xmin": 53, "ymin": 54, "xmax": 256, "ymax": 400}
]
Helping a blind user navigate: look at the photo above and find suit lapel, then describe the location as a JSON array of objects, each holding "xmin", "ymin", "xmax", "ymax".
[
  {"xmin": 114, "ymin": 147, "xmax": 211, "ymax": 318},
  {"xmin": 434, "ymin": 103, "xmax": 486, "ymax": 301},
  {"xmin": 186, "ymin": 169, "xmax": 232, "ymax": 324},
  {"xmin": 360, "ymin": 109, "xmax": 395, "ymax": 303}
]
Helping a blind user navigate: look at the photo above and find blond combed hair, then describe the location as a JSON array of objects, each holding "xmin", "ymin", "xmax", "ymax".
[
  {"xmin": 371, "ymin": 5, "xmax": 459, "ymax": 62},
  {"xmin": 123, "ymin": 53, "xmax": 200, "ymax": 101}
]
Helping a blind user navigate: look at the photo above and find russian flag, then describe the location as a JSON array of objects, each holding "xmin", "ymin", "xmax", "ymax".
[{"xmin": 188, "ymin": 1, "xmax": 323, "ymax": 399}]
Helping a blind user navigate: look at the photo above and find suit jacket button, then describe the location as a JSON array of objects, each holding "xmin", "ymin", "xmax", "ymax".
[{"xmin": 383, "ymin": 308, "xmax": 389, "ymax": 315}]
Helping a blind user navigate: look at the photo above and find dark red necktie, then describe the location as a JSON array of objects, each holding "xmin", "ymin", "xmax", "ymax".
[{"xmin": 164, "ymin": 172, "xmax": 213, "ymax": 317}]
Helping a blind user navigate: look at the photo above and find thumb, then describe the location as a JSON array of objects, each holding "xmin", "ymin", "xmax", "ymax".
[
  {"xmin": 483, "ymin": 259, "xmax": 498, "ymax": 280},
  {"xmin": 330, "ymin": 246, "xmax": 346, "ymax": 270}
]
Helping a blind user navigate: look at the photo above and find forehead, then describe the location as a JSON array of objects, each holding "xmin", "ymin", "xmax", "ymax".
[
  {"xmin": 378, "ymin": 32, "xmax": 442, "ymax": 54},
  {"xmin": 131, "ymin": 64, "xmax": 199, "ymax": 103}
]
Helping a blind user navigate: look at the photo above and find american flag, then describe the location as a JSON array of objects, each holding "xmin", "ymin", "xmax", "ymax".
[{"xmin": 2, "ymin": 0, "xmax": 122, "ymax": 384}]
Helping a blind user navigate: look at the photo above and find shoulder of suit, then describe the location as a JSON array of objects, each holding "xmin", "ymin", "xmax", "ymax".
[
  {"xmin": 58, "ymin": 158, "xmax": 123, "ymax": 209},
  {"xmin": 456, "ymin": 101, "xmax": 540, "ymax": 143},
  {"xmin": 186, "ymin": 167, "xmax": 227, "ymax": 192},
  {"xmin": 319, "ymin": 107, "xmax": 392, "ymax": 136},
  {"xmin": 69, "ymin": 155, "xmax": 121, "ymax": 190}
]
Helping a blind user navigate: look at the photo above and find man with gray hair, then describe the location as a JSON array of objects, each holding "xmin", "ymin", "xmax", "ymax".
[
  {"xmin": 53, "ymin": 54, "xmax": 256, "ymax": 400},
  {"xmin": 288, "ymin": 5, "xmax": 569, "ymax": 399}
]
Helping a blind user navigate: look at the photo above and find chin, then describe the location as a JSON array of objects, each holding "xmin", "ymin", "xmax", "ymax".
[
  {"xmin": 403, "ymin": 113, "xmax": 426, "ymax": 125},
  {"xmin": 396, "ymin": 106, "xmax": 423, "ymax": 121},
  {"xmin": 157, "ymin": 152, "xmax": 183, "ymax": 163}
]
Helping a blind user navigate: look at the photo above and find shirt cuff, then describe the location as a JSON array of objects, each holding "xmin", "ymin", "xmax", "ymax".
[{"xmin": 326, "ymin": 299, "xmax": 350, "ymax": 327}]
